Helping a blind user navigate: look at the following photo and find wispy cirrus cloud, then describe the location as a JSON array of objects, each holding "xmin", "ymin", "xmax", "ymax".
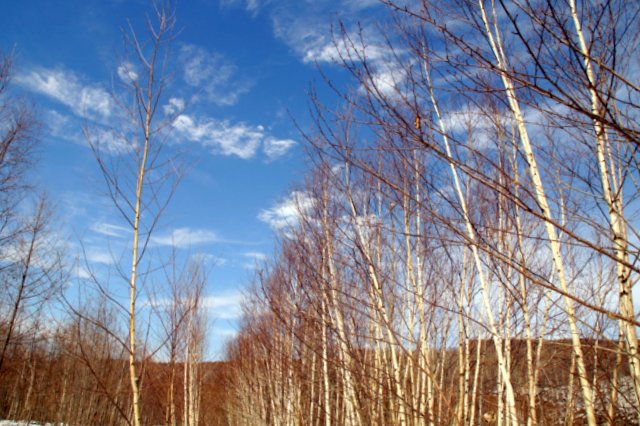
[
  {"xmin": 301, "ymin": 32, "xmax": 392, "ymax": 65},
  {"xmin": 90, "ymin": 127, "xmax": 137, "ymax": 154},
  {"xmin": 258, "ymin": 191, "xmax": 314, "ymax": 232},
  {"xmin": 85, "ymin": 249, "xmax": 115, "ymax": 265},
  {"xmin": 294, "ymin": 24, "xmax": 409, "ymax": 97},
  {"xmin": 45, "ymin": 108, "xmax": 135, "ymax": 155},
  {"xmin": 173, "ymin": 114, "xmax": 263, "ymax": 159},
  {"xmin": 224, "ymin": 0, "xmax": 378, "ymax": 19},
  {"xmin": 440, "ymin": 104, "xmax": 504, "ymax": 150},
  {"xmin": 148, "ymin": 290, "xmax": 244, "ymax": 320},
  {"xmin": 19, "ymin": 67, "xmax": 138, "ymax": 155},
  {"xmin": 15, "ymin": 67, "xmax": 113, "ymax": 119},
  {"xmin": 163, "ymin": 97, "xmax": 185, "ymax": 115},
  {"xmin": 229, "ymin": 0, "xmax": 404, "ymax": 97},
  {"xmin": 172, "ymin": 113, "xmax": 296, "ymax": 160},
  {"xmin": 220, "ymin": 0, "xmax": 270, "ymax": 15},
  {"xmin": 151, "ymin": 227, "xmax": 220, "ymax": 248},
  {"xmin": 243, "ymin": 251, "xmax": 267, "ymax": 261},
  {"xmin": 93, "ymin": 224, "xmax": 257, "ymax": 250},
  {"xmin": 192, "ymin": 252, "xmax": 228, "ymax": 267},
  {"xmin": 116, "ymin": 62, "xmax": 138, "ymax": 83},
  {"xmin": 74, "ymin": 265, "xmax": 92, "ymax": 279},
  {"xmin": 241, "ymin": 251, "xmax": 268, "ymax": 269},
  {"xmin": 265, "ymin": 0, "xmax": 386, "ymax": 64},
  {"xmin": 202, "ymin": 291, "xmax": 244, "ymax": 319},
  {"xmin": 179, "ymin": 44, "xmax": 251, "ymax": 106},
  {"xmin": 91, "ymin": 222, "xmax": 130, "ymax": 238},
  {"xmin": 263, "ymin": 137, "xmax": 296, "ymax": 159}
]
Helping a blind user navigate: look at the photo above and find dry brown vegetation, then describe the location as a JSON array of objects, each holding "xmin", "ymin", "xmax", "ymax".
[{"xmin": 0, "ymin": 338, "xmax": 230, "ymax": 426}]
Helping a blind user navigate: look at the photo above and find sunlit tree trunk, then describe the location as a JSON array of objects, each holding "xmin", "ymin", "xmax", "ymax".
[
  {"xmin": 422, "ymin": 49, "xmax": 519, "ymax": 426},
  {"xmin": 472, "ymin": 2, "xmax": 596, "ymax": 423},
  {"xmin": 566, "ymin": 1, "xmax": 640, "ymax": 416}
]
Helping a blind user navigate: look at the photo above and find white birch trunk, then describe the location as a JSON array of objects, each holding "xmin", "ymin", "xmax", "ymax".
[{"xmin": 474, "ymin": 2, "xmax": 597, "ymax": 423}]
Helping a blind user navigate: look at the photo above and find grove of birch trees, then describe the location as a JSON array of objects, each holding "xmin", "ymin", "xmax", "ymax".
[
  {"xmin": 0, "ymin": 3, "xmax": 217, "ymax": 425},
  {"xmin": 223, "ymin": 0, "xmax": 640, "ymax": 425},
  {"xmin": 1, "ymin": 0, "xmax": 639, "ymax": 425}
]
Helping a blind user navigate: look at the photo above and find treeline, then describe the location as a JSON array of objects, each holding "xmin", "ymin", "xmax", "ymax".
[
  {"xmin": 222, "ymin": 0, "xmax": 640, "ymax": 425},
  {"xmin": 0, "ymin": 324, "xmax": 230, "ymax": 425}
]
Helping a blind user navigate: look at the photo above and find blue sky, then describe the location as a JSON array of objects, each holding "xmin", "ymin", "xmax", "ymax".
[{"xmin": 0, "ymin": 0, "xmax": 390, "ymax": 358}]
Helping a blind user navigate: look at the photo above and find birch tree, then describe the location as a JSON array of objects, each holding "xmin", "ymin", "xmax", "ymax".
[{"xmin": 84, "ymin": 3, "xmax": 181, "ymax": 425}]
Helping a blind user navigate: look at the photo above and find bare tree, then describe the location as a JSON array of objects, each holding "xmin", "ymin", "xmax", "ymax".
[
  {"xmin": 0, "ymin": 196, "xmax": 66, "ymax": 373},
  {"xmin": 0, "ymin": 54, "xmax": 42, "ymax": 367},
  {"xmin": 0, "ymin": 54, "xmax": 38, "ymax": 239},
  {"xmin": 157, "ymin": 253, "xmax": 207, "ymax": 426},
  {"xmin": 0, "ymin": 53, "xmax": 75, "ymax": 426},
  {"xmin": 83, "ymin": 3, "xmax": 181, "ymax": 425}
]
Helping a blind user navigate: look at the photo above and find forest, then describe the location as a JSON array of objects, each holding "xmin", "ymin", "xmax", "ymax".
[{"xmin": 1, "ymin": 0, "xmax": 639, "ymax": 425}]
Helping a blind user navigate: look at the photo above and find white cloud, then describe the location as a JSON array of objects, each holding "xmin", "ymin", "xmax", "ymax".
[
  {"xmin": 192, "ymin": 252, "xmax": 228, "ymax": 267},
  {"xmin": 344, "ymin": 0, "xmax": 380, "ymax": 9},
  {"xmin": 303, "ymin": 36, "xmax": 390, "ymax": 64},
  {"xmin": 46, "ymin": 109, "xmax": 134, "ymax": 155},
  {"xmin": 172, "ymin": 113, "xmax": 295, "ymax": 160},
  {"xmin": 221, "ymin": 0, "xmax": 386, "ymax": 71},
  {"xmin": 266, "ymin": 2, "xmax": 411, "ymax": 98},
  {"xmin": 242, "ymin": 252, "xmax": 268, "ymax": 268},
  {"xmin": 46, "ymin": 109, "xmax": 79, "ymax": 143},
  {"xmin": 15, "ymin": 67, "xmax": 112, "ymax": 119},
  {"xmin": 241, "ymin": 251, "xmax": 268, "ymax": 269},
  {"xmin": 163, "ymin": 97, "xmax": 185, "ymax": 115},
  {"xmin": 91, "ymin": 222, "xmax": 130, "ymax": 238},
  {"xmin": 202, "ymin": 291, "xmax": 244, "ymax": 319},
  {"xmin": 243, "ymin": 251, "xmax": 267, "ymax": 261},
  {"xmin": 85, "ymin": 250, "xmax": 115, "ymax": 265},
  {"xmin": 74, "ymin": 265, "xmax": 92, "ymax": 279},
  {"xmin": 47, "ymin": 109, "xmax": 71, "ymax": 132},
  {"xmin": 151, "ymin": 227, "xmax": 219, "ymax": 248},
  {"xmin": 267, "ymin": 1, "xmax": 388, "ymax": 65},
  {"xmin": 220, "ymin": 0, "xmax": 269, "ymax": 15},
  {"xmin": 263, "ymin": 137, "xmax": 296, "ymax": 159},
  {"xmin": 174, "ymin": 114, "xmax": 262, "ymax": 158},
  {"xmin": 211, "ymin": 327, "xmax": 239, "ymax": 338},
  {"xmin": 363, "ymin": 60, "xmax": 410, "ymax": 97},
  {"xmin": 117, "ymin": 62, "xmax": 138, "ymax": 82},
  {"xmin": 302, "ymin": 43, "xmax": 341, "ymax": 64},
  {"xmin": 271, "ymin": 12, "xmax": 329, "ymax": 63},
  {"xmin": 273, "ymin": 6, "xmax": 412, "ymax": 101},
  {"xmin": 258, "ymin": 191, "xmax": 314, "ymax": 232},
  {"xmin": 0, "ymin": 222, "xmax": 67, "ymax": 273},
  {"xmin": 144, "ymin": 291, "xmax": 243, "ymax": 320},
  {"xmin": 179, "ymin": 44, "xmax": 251, "ymax": 106},
  {"xmin": 441, "ymin": 106, "xmax": 487, "ymax": 133},
  {"xmin": 58, "ymin": 191, "xmax": 102, "ymax": 220},
  {"xmin": 91, "ymin": 128, "xmax": 136, "ymax": 154},
  {"xmin": 440, "ymin": 105, "xmax": 499, "ymax": 150}
]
